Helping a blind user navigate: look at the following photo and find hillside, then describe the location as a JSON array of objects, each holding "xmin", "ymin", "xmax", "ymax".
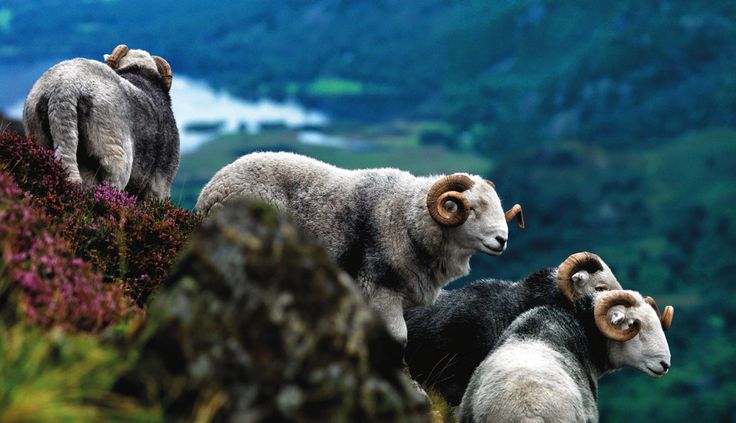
[
  {"xmin": 2, "ymin": 0, "xmax": 734, "ymax": 147},
  {"xmin": 0, "ymin": 131, "xmax": 430, "ymax": 421}
]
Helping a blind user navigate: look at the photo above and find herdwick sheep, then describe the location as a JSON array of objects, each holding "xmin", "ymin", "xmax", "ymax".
[
  {"xmin": 196, "ymin": 151, "xmax": 524, "ymax": 345},
  {"xmin": 23, "ymin": 44, "xmax": 179, "ymax": 200},
  {"xmin": 404, "ymin": 252, "xmax": 624, "ymax": 405},
  {"xmin": 459, "ymin": 290, "xmax": 674, "ymax": 423}
]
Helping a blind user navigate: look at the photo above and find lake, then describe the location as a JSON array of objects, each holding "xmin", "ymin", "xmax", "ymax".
[{"xmin": 0, "ymin": 63, "xmax": 328, "ymax": 152}]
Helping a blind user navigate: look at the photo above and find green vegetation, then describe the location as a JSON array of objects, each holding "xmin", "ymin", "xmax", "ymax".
[
  {"xmin": 0, "ymin": 319, "xmax": 159, "ymax": 422},
  {"xmin": 307, "ymin": 78, "xmax": 364, "ymax": 96},
  {"xmin": 4, "ymin": 0, "xmax": 734, "ymax": 143},
  {"xmin": 0, "ymin": 9, "xmax": 11, "ymax": 32},
  {"xmin": 1, "ymin": 0, "xmax": 734, "ymax": 420}
]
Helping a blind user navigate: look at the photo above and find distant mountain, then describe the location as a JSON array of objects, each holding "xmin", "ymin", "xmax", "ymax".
[{"xmin": 2, "ymin": 0, "xmax": 734, "ymax": 148}]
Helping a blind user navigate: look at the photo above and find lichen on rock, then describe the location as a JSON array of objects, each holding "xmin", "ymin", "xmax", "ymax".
[{"xmin": 116, "ymin": 198, "xmax": 430, "ymax": 422}]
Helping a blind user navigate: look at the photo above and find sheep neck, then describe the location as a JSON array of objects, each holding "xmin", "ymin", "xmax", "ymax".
[{"xmin": 406, "ymin": 192, "xmax": 473, "ymax": 291}]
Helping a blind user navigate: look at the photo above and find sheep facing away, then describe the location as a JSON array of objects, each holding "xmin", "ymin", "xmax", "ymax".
[
  {"xmin": 459, "ymin": 290, "xmax": 674, "ymax": 423},
  {"xmin": 404, "ymin": 252, "xmax": 625, "ymax": 405},
  {"xmin": 196, "ymin": 151, "xmax": 524, "ymax": 344},
  {"xmin": 23, "ymin": 44, "xmax": 179, "ymax": 200}
]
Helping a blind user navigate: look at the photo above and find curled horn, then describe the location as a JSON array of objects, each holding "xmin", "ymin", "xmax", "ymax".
[
  {"xmin": 644, "ymin": 296, "xmax": 674, "ymax": 331},
  {"xmin": 556, "ymin": 252, "xmax": 605, "ymax": 301},
  {"xmin": 152, "ymin": 56, "xmax": 173, "ymax": 91},
  {"xmin": 594, "ymin": 291, "xmax": 641, "ymax": 342},
  {"xmin": 426, "ymin": 174, "xmax": 474, "ymax": 227},
  {"xmin": 504, "ymin": 204, "xmax": 525, "ymax": 228},
  {"xmin": 106, "ymin": 44, "xmax": 129, "ymax": 69},
  {"xmin": 485, "ymin": 180, "xmax": 523, "ymax": 229}
]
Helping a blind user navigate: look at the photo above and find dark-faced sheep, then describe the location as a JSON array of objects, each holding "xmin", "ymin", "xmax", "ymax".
[{"xmin": 23, "ymin": 44, "xmax": 179, "ymax": 200}]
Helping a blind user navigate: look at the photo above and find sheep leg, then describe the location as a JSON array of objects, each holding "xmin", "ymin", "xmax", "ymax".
[
  {"xmin": 47, "ymin": 97, "xmax": 82, "ymax": 184},
  {"xmin": 86, "ymin": 126, "xmax": 133, "ymax": 191},
  {"xmin": 370, "ymin": 288, "xmax": 408, "ymax": 347},
  {"xmin": 144, "ymin": 172, "xmax": 172, "ymax": 200}
]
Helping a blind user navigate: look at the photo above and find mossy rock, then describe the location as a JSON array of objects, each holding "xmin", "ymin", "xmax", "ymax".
[{"xmin": 116, "ymin": 198, "xmax": 430, "ymax": 422}]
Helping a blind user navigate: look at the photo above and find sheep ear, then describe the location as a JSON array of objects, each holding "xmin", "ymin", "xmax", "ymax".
[
  {"xmin": 443, "ymin": 200, "xmax": 459, "ymax": 214},
  {"xmin": 572, "ymin": 270, "xmax": 589, "ymax": 286},
  {"xmin": 608, "ymin": 307, "xmax": 626, "ymax": 326}
]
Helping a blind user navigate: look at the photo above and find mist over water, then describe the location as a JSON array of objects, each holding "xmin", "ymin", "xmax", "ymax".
[
  {"xmin": 1, "ymin": 64, "xmax": 328, "ymax": 152},
  {"xmin": 170, "ymin": 76, "xmax": 328, "ymax": 152}
]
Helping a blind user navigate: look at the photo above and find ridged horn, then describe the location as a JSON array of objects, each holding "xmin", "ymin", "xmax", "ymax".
[
  {"xmin": 644, "ymin": 296, "xmax": 674, "ymax": 331},
  {"xmin": 504, "ymin": 204, "xmax": 524, "ymax": 228},
  {"xmin": 153, "ymin": 56, "xmax": 173, "ymax": 91},
  {"xmin": 556, "ymin": 252, "xmax": 605, "ymax": 301},
  {"xmin": 106, "ymin": 44, "xmax": 129, "ymax": 69},
  {"xmin": 595, "ymin": 291, "xmax": 642, "ymax": 342},
  {"xmin": 426, "ymin": 174, "xmax": 474, "ymax": 227}
]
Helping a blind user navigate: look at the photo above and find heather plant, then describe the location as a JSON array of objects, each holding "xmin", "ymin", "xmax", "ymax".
[
  {"xmin": 0, "ymin": 276, "xmax": 160, "ymax": 422},
  {"xmin": 0, "ymin": 172, "xmax": 129, "ymax": 331},
  {"xmin": 0, "ymin": 131, "xmax": 201, "ymax": 305}
]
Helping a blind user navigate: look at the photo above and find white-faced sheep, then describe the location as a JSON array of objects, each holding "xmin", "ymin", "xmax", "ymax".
[
  {"xmin": 459, "ymin": 290, "xmax": 674, "ymax": 423},
  {"xmin": 196, "ymin": 151, "xmax": 524, "ymax": 344},
  {"xmin": 23, "ymin": 44, "xmax": 179, "ymax": 200},
  {"xmin": 404, "ymin": 252, "xmax": 623, "ymax": 405}
]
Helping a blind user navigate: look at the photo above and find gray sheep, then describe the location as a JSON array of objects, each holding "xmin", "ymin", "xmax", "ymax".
[
  {"xmin": 459, "ymin": 290, "xmax": 674, "ymax": 422},
  {"xmin": 23, "ymin": 44, "xmax": 179, "ymax": 200},
  {"xmin": 404, "ymin": 252, "xmax": 623, "ymax": 405},
  {"xmin": 196, "ymin": 151, "xmax": 524, "ymax": 344}
]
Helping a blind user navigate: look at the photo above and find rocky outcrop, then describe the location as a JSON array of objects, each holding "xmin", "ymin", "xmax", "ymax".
[{"xmin": 116, "ymin": 198, "xmax": 430, "ymax": 422}]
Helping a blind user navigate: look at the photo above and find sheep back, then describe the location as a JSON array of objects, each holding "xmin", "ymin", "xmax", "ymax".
[
  {"xmin": 459, "ymin": 304, "xmax": 600, "ymax": 423},
  {"xmin": 196, "ymin": 152, "xmax": 437, "ymax": 303},
  {"xmin": 404, "ymin": 268, "xmax": 567, "ymax": 405}
]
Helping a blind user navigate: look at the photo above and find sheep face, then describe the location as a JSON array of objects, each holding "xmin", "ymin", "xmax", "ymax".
[
  {"xmin": 446, "ymin": 177, "xmax": 509, "ymax": 256},
  {"xmin": 556, "ymin": 252, "xmax": 623, "ymax": 301},
  {"xmin": 599, "ymin": 292, "xmax": 671, "ymax": 377}
]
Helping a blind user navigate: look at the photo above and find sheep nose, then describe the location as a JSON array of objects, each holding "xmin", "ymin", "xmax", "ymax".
[
  {"xmin": 495, "ymin": 236, "xmax": 507, "ymax": 248},
  {"xmin": 660, "ymin": 361, "xmax": 670, "ymax": 372}
]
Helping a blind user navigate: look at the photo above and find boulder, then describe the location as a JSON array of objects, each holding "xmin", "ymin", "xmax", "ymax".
[{"xmin": 116, "ymin": 198, "xmax": 430, "ymax": 422}]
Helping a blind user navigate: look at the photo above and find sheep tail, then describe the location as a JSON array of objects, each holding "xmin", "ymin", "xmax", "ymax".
[{"xmin": 47, "ymin": 95, "xmax": 82, "ymax": 183}]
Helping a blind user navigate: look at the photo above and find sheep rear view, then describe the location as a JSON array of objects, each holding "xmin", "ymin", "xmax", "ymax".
[
  {"xmin": 196, "ymin": 151, "xmax": 524, "ymax": 345},
  {"xmin": 23, "ymin": 44, "xmax": 179, "ymax": 199}
]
